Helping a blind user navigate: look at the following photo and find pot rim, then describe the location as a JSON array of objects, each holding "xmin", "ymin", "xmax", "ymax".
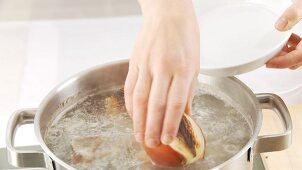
[{"xmin": 34, "ymin": 59, "xmax": 262, "ymax": 170}]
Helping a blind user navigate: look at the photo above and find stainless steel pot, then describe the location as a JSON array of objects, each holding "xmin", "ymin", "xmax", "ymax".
[{"xmin": 6, "ymin": 60, "xmax": 292, "ymax": 170}]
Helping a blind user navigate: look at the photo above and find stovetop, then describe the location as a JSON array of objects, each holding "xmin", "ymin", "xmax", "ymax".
[{"xmin": 0, "ymin": 146, "xmax": 266, "ymax": 170}]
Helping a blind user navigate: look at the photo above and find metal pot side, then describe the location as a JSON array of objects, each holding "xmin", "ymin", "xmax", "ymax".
[{"xmin": 6, "ymin": 60, "xmax": 292, "ymax": 170}]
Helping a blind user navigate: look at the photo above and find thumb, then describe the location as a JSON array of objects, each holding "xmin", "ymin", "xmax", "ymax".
[{"xmin": 275, "ymin": 2, "xmax": 302, "ymax": 31}]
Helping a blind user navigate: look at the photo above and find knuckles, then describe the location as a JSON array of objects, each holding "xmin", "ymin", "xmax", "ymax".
[
  {"xmin": 168, "ymin": 100, "xmax": 186, "ymax": 113},
  {"xmin": 133, "ymin": 92, "xmax": 149, "ymax": 106},
  {"xmin": 151, "ymin": 56, "xmax": 199, "ymax": 76},
  {"xmin": 148, "ymin": 98, "xmax": 167, "ymax": 113},
  {"xmin": 130, "ymin": 49, "xmax": 199, "ymax": 77}
]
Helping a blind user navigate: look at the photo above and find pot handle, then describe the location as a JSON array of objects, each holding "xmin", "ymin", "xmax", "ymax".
[
  {"xmin": 6, "ymin": 109, "xmax": 54, "ymax": 169},
  {"xmin": 254, "ymin": 93, "xmax": 292, "ymax": 154}
]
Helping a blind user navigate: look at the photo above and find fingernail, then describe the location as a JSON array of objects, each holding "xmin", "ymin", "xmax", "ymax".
[
  {"xmin": 135, "ymin": 133, "xmax": 144, "ymax": 143},
  {"xmin": 161, "ymin": 135, "xmax": 173, "ymax": 145},
  {"xmin": 276, "ymin": 17, "xmax": 288, "ymax": 30},
  {"xmin": 146, "ymin": 139, "xmax": 159, "ymax": 148}
]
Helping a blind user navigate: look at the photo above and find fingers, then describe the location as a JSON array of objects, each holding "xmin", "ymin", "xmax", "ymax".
[
  {"xmin": 185, "ymin": 76, "xmax": 197, "ymax": 115},
  {"xmin": 145, "ymin": 74, "xmax": 172, "ymax": 148},
  {"xmin": 266, "ymin": 49, "xmax": 302, "ymax": 68},
  {"xmin": 287, "ymin": 33, "xmax": 301, "ymax": 48},
  {"xmin": 275, "ymin": 2, "xmax": 302, "ymax": 31},
  {"xmin": 124, "ymin": 66, "xmax": 139, "ymax": 117},
  {"xmin": 161, "ymin": 75, "xmax": 193, "ymax": 145},
  {"xmin": 290, "ymin": 63, "xmax": 302, "ymax": 70},
  {"xmin": 132, "ymin": 70, "xmax": 152, "ymax": 143},
  {"xmin": 267, "ymin": 33, "xmax": 302, "ymax": 69}
]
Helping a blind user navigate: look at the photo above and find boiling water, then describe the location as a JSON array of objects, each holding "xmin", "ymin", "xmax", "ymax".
[{"xmin": 44, "ymin": 86, "xmax": 252, "ymax": 170}]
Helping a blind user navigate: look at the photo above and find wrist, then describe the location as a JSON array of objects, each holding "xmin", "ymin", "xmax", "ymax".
[{"xmin": 138, "ymin": 0, "xmax": 196, "ymax": 19}]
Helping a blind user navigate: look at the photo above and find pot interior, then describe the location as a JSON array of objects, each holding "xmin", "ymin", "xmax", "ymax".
[{"xmin": 35, "ymin": 61, "xmax": 260, "ymax": 169}]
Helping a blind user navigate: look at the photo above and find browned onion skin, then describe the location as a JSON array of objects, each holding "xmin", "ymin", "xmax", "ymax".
[{"xmin": 143, "ymin": 114, "xmax": 205, "ymax": 167}]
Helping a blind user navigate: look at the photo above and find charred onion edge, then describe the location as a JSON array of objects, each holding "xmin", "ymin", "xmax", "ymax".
[{"xmin": 169, "ymin": 114, "xmax": 205, "ymax": 165}]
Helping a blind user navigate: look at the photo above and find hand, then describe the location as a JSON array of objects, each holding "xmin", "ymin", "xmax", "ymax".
[
  {"xmin": 124, "ymin": 0, "xmax": 200, "ymax": 148},
  {"xmin": 267, "ymin": 1, "xmax": 302, "ymax": 69}
]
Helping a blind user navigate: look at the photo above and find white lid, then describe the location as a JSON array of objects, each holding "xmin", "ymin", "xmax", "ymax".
[
  {"xmin": 199, "ymin": 3, "xmax": 292, "ymax": 76},
  {"xmin": 236, "ymin": 21, "xmax": 302, "ymax": 104}
]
